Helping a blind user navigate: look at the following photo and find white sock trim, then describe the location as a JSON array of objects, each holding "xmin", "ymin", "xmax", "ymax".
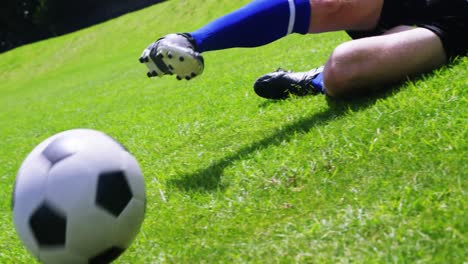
[{"xmin": 287, "ymin": 0, "xmax": 296, "ymax": 35}]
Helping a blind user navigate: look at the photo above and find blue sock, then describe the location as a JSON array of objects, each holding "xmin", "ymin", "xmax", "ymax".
[
  {"xmin": 311, "ymin": 72, "xmax": 326, "ymax": 94},
  {"xmin": 190, "ymin": 0, "xmax": 311, "ymax": 52}
]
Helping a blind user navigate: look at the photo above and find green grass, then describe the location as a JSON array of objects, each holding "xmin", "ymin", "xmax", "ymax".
[{"xmin": 0, "ymin": 0, "xmax": 467, "ymax": 262}]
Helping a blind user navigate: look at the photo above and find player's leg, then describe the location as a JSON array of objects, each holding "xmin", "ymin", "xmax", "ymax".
[
  {"xmin": 254, "ymin": 26, "xmax": 448, "ymax": 99},
  {"xmin": 140, "ymin": 0, "xmax": 312, "ymax": 79},
  {"xmin": 323, "ymin": 0, "xmax": 468, "ymax": 96},
  {"xmin": 323, "ymin": 26, "xmax": 447, "ymax": 97},
  {"xmin": 140, "ymin": 0, "xmax": 384, "ymax": 79},
  {"xmin": 190, "ymin": 0, "xmax": 383, "ymax": 51},
  {"xmin": 190, "ymin": 0, "xmax": 311, "ymax": 52}
]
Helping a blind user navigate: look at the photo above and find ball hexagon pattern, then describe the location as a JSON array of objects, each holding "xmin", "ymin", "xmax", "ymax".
[
  {"xmin": 89, "ymin": 247, "xmax": 125, "ymax": 264},
  {"xmin": 12, "ymin": 129, "xmax": 146, "ymax": 264},
  {"xmin": 96, "ymin": 171, "xmax": 133, "ymax": 217},
  {"xmin": 29, "ymin": 202, "xmax": 67, "ymax": 247}
]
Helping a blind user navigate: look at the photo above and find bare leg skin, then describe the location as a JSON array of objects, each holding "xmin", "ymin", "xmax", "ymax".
[
  {"xmin": 308, "ymin": 0, "xmax": 384, "ymax": 32},
  {"xmin": 323, "ymin": 26, "xmax": 448, "ymax": 97}
]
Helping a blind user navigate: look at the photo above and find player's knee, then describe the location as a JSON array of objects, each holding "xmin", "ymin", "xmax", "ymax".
[{"xmin": 323, "ymin": 41, "xmax": 364, "ymax": 97}]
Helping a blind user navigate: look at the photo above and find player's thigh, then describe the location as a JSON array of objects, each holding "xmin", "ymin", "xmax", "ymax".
[
  {"xmin": 308, "ymin": 0, "xmax": 384, "ymax": 32},
  {"xmin": 324, "ymin": 26, "xmax": 447, "ymax": 96}
]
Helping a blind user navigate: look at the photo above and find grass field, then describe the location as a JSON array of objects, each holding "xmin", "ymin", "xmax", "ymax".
[{"xmin": 0, "ymin": 0, "xmax": 467, "ymax": 263}]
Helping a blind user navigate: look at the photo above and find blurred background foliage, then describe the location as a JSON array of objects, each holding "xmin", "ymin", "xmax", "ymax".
[{"xmin": 0, "ymin": 0, "xmax": 165, "ymax": 53}]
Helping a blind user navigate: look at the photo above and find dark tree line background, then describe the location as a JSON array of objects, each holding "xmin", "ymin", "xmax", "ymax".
[{"xmin": 0, "ymin": 0, "xmax": 165, "ymax": 53}]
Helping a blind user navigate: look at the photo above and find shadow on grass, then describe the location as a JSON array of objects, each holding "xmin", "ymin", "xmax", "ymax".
[{"xmin": 167, "ymin": 87, "xmax": 401, "ymax": 193}]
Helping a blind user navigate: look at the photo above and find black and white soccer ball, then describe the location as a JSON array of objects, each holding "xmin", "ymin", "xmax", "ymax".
[{"xmin": 12, "ymin": 129, "xmax": 146, "ymax": 264}]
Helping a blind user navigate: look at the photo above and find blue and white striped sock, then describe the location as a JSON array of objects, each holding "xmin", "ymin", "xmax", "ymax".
[{"xmin": 190, "ymin": 0, "xmax": 311, "ymax": 52}]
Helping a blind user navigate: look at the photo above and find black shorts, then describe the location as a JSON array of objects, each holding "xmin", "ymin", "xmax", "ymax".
[{"xmin": 347, "ymin": 0, "xmax": 468, "ymax": 60}]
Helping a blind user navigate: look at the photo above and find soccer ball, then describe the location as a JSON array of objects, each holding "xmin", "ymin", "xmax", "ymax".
[{"xmin": 12, "ymin": 129, "xmax": 146, "ymax": 264}]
